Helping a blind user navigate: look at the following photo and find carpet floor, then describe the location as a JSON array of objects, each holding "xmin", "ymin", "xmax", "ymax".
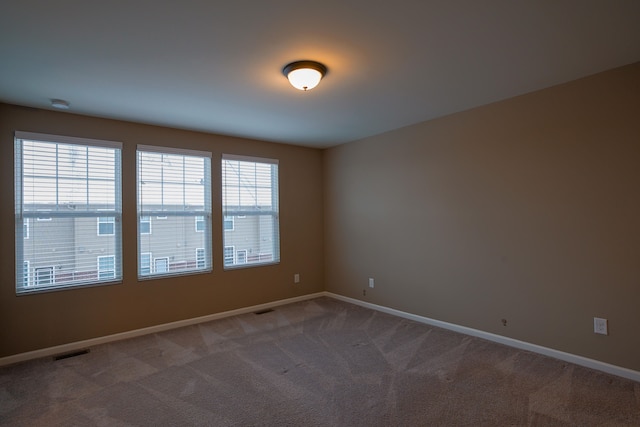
[{"xmin": 1, "ymin": 297, "xmax": 639, "ymax": 426}]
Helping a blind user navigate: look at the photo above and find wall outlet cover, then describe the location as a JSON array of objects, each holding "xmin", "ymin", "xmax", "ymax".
[{"xmin": 594, "ymin": 317, "xmax": 608, "ymax": 335}]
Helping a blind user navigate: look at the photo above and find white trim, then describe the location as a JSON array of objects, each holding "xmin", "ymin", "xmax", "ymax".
[
  {"xmin": 222, "ymin": 153, "xmax": 279, "ymax": 164},
  {"xmin": 0, "ymin": 292, "xmax": 324, "ymax": 367},
  {"xmin": 325, "ymin": 292, "xmax": 640, "ymax": 383},
  {"xmin": 15, "ymin": 131, "xmax": 122, "ymax": 149},
  {"xmin": 137, "ymin": 144, "xmax": 212, "ymax": 158}
]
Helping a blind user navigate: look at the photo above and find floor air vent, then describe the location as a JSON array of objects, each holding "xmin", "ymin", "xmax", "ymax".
[
  {"xmin": 254, "ymin": 308, "xmax": 275, "ymax": 315},
  {"xmin": 53, "ymin": 349, "xmax": 90, "ymax": 361}
]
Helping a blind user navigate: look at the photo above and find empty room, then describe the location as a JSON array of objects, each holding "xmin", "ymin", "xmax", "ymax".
[{"xmin": 1, "ymin": 1, "xmax": 639, "ymax": 425}]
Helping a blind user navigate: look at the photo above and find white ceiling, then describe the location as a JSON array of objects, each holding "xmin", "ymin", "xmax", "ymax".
[{"xmin": 1, "ymin": 1, "xmax": 639, "ymax": 148}]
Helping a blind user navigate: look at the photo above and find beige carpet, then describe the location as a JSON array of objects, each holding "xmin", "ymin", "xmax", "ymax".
[{"xmin": 1, "ymin": 297, "xmax": 639, "ymax": 426}]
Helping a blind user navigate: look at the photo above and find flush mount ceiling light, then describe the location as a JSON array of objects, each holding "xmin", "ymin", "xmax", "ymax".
[
  {"xmin": 51, "ymin": 99, "xmax": 70, "ymax": 110},
  {"xmin": 282, "ymin": 60, "xmax": 327, "ymax": 91}
]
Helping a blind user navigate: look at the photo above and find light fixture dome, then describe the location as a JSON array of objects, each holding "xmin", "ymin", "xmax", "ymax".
[{"xmin": 283, "ymin": 60, "xmax": 327, "ymax": 91}]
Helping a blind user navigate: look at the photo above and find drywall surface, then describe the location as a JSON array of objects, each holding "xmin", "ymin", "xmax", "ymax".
[
  {"xmin": 0, "ymin": 104, "xmax": 324, "ymax": 357},
  {"xmin": 323, "ymin": 63, "xmax": 640, "ymax": 371}
]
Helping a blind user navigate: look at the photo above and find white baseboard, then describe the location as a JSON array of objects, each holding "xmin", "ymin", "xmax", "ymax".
[
  {"xmin": 3, "ymin": 290, "xmax": 639, "ymax": 383},
  {"xmin": 325, "ymin": 292, "xmax": 640, "ymax": 383},
  {"xmin": 0, "ymin": 292, "xmax": 325, "ymax": 367}
]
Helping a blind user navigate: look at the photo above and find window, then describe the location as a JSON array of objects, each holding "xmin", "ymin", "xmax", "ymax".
[
  {"xmin": 97, "ymin": 216, "xmax": 115, "ymax": 235},
  {"xmin": 23, "ymin": 261, "xmax": 30, "ymax": 287},
  {"xmin": 223, "ymin": 215, "xmax": 234, "ymax": 231},
  {"xmin": 196, "ymin": 248, "xmax": 206, "ymax": 269},
  {"xmin": 140, "ymin": 252, "xmax": 152, "ymax": 275},
  {"xmin": 97, "ymin": 255, "xmax": 115, "ymax": 280},
  {"xmin": 137, "ymin": 145, "xmax": 212, "ymax": 278},
  {"xmin": 15, "ymin": 132, "xmax": 122, "ymax": 293},
  {"xmin": 35, "ymin": 266, "xmax": 54, "ymax": 286},
  {"xmin": 154, "ymin": 257, "xmax": 169, "ymax": 274},
  {"xmin": 140, "ymin": 215, "xmax": 151, "ymax": 234},
  {"xmin": 224, "ymin": 246, "xmax": 235, "ymax": 266},
  {"xmin": 222, "ymin": 155, "xmax": 279, "ymax": 268}
]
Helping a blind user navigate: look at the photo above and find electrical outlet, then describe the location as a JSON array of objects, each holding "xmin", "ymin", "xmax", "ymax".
[
  {"xmin": 594, "ymin": 317, "xmax": 608, "ymax": 335},
  {"xmin": 368, "ymin": 278, "xmax": 374, "ymax": 288},
  {"xmin": 294, "ymin": 273, "xmax": 300, "ymax": 284}
]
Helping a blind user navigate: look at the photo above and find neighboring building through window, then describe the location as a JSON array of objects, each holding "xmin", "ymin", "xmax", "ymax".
[
  {"xmin": 14, "ymin": 131, "xmax": 122, "ymax": 294},
  {"xmin": 221, "ymin": 154, "xmax": 280, "ymax": 269},
  {"xmin": 137, "ymin": 145, "xmax": 212, "ymax": 278}
]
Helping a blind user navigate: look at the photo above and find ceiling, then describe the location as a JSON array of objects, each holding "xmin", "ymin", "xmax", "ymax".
[{"xmin": 1, "ymin": 1, "xmax": 639, "ymax": 148}]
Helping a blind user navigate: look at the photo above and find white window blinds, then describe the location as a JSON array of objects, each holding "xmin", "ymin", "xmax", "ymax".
[
  {"xmin": 221, "ymin": 154, "xmax": 279, "ymax": 268},
  {"xmin": 14, "ymin": 131, "xmax": 122, "ymax": 293},
  {"xmin": 137, "ymin": 145, "xmax": 212, "ymax": 278}
]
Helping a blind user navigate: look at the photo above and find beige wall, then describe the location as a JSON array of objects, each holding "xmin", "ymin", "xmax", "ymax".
[
  {"xmin": 2, "ymin": 63, "xmax": 639, "ymax": 372},
  {"xmin": 324, "ymin": 63, "xmax": 640, "ymax": 371},
  {"xmin": 0, "ymin": 104, "xmax": 324, "ymax": 357}
]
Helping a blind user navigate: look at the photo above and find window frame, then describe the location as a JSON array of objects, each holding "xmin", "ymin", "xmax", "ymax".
[
  {"xmin": 137, "ymin": 145, "xmax": 212, "ymax": 279},
  {"xmin": 14, "ymin": 131, "xmax": 122, "ymax": 294},
  {"xmin": 221, "ymin": 154, "xmax": 280, "ymax": 270}
]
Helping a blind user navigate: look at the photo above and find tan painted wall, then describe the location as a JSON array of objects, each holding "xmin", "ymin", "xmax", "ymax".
[
  {"xmin": 0, "ymin": 104, "xmax": 324, "ymax": 357},
  {"xmin": 323, "ymin": 63, "xmax": 640, "ymax": 371}
]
